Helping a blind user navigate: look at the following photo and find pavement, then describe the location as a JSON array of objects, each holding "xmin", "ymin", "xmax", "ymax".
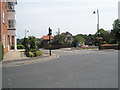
[{"xmin": 2, "ymin": 49, "xmax": 59, "ymax": 67}]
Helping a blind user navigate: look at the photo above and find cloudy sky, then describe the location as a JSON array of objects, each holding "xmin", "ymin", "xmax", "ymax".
[{"xmin": 16, "ymin": 0, "xmax": 119, "ymax": 38}]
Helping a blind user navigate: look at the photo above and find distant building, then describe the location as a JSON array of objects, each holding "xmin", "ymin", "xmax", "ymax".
[
  {"xmin": 41, "ymin": 35, "xmax": 54, "ymax": 47},
  {"xmin": 0, "ymin": 0, "xmax": 17, "ymax": 55},
  {"xmin": 61, "ymin": 32, "xmax": 74, "ymax": 44}
]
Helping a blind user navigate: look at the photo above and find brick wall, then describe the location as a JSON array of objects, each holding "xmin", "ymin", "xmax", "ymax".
[{"xmin": 1, "ymin": 1, "xmax": 8, "ymax": 54}]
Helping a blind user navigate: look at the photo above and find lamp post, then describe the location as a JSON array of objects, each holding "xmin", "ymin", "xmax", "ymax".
[
  {"xmin": 93, "ymin": 9, "xmax": 100, "ymax": 49},
  {"xmin": 25, "ymin": 30, "xmax": 28, "ymax": 38}
]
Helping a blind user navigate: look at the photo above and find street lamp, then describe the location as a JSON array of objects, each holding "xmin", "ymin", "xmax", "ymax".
[
  {"xmin": 25, "ymin": 30, "xmax": 29, "ymax": 38},
  {"xmin": 93, "ymin": 9, "xmax": 101, "ymax": 49}
]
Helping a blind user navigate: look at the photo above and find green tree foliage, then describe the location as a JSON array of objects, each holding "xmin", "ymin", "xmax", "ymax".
[
  {"xmin": 111, "ymin": 19, "xmax": 120, "ymax": 42},
  {"xmin": 53, "ymin": 32, "xmax": 73, "ymax": 45},
  {"xmin": 17, "ymin": 38, "xmax": 24, "ymax": 45},
  {"xmin": 53, "ymin": 34, "xmax": 64, "ymax": 45},
  {"xmin": 28, "ymin": 36, "xmax": 36, "ymax": 49},
  {"xmin": 96, "ymin": 29, "xmax": 111, "ymax": 43},
  {"xmin": 22, "ymin": 37, "xmax": 30, "ymax": 51},
  {"xmin": 36, "ymin": 38, "xmax": 42, "ymax": 49},
  {"xmin": 73, "ymin": 35, "xmax": 85, "ymax": 46},
  {"xmin": 22, "ymin": 36, "xmax": 37, "ymax": 51}
]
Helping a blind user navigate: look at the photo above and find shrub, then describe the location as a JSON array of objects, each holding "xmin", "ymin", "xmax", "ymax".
[
  {"xmin": 28, "ymin": 52, "xmax": 35, "ymax": 57},
  {"xmin": 101, "ymin": 44, "xmax": 112, "ymax": 46},
  {"xmin": 17, "ymin": 45, "xmax": 25, "ymax": 49},
  {"xmin": 11, "ymin": 45, "xmax": 14, "ymax": 49},
  {"xmin": 25, "ymin": 50, "xmax": 43, "ymax": 57},
  {"xmin": 11, "ymin": 45, "xmax": 25, "ymax": 49},
  {"xmin": 35, "ymin": 51, "xmax": 42, "ymax": 56},
  {"xmin": 30, "ymin": 49, "xmax": 37, "ymax": 52}
]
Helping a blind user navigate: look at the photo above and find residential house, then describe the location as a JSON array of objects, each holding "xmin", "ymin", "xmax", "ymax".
[
  {"xmin": 61, "ymin": 32, "xmax": 74, "ymax": 44},
  {"xmin": 41, "ymin": 35, "xmax": 54, "ymax": 48}
]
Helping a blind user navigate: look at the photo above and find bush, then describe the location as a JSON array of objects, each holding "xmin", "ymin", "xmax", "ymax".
[
  {"xmin": 30, "ymin": 49, "xmax": 37, "ymax": 52},
  {"xmin": 11, "ymin": 45, "xmax": 25, "ymax": 49},
  {"xmin": 35, "ymin": 51, "xmax": 42, "ymax": 56},
  {"xmin": 25, "ymin": 50, "xmax": 43, "ymax": 57},
  {"xmin": 100, "ymin": 44, "xmax": 118, "ymax": 50},
  {"xmin": 17, "ymin": 45, "xmax": 25, "ymax": 49},
  {"xmin": 28, "ymin": 52, "xmax": 35, "ymax": 57},
  {"xmin": 11, "ymin": 45, "xmax": 14, "ymax": 49}
]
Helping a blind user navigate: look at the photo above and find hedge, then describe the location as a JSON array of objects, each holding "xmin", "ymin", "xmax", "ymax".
[
  {"xmin": 43, "ymin": 44, "xmax": 73, "ymax": 49},
  {"xmin": 25, "ymin": 50, "xmax": 43, "ymax": 57},
  {"xmin": 11, "ymin": 45, "xmax": 25, "ymax": 49},
  {"xmin": 99, "ymin": 45, "xmax": 118, "ymax": 50}
]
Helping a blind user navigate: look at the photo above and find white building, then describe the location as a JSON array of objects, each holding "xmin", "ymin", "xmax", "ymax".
[{"xmin": 7, "ymin": 0, "xmax": 17, "ymax": 50}]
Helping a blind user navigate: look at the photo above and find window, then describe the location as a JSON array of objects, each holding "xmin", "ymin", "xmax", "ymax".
[
  {"xmin": 67, "ymin": 37, "xmax": 71, "ymax": 40},
  {"xmin": 7, "ymin": 2, "xmax": 14, "ymax": 10},
  {"xmin": 2, "ymin": 9, "xmax": 5, "ymax": 23},
  {"xmin": 8, "ymin": 20, "xmax": 15, "ymax": 29}
]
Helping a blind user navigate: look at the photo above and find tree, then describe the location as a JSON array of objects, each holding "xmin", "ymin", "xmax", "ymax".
[
  {"xmin": 22, "ymin": 37, "xmax": 30, "ymax": 51},
  {"xmin": 17, "ymin": 38, "xmax": 24, "ymax": 45},
  {"xmin": 36, "ymin": 38, "xmax": 42, "ymax": 49},
  {"xmin": 111, "ymin": 19, "xmax": 120, "ymax": 43},
  {"xmin": 96, "ymin": 29, "xmax": 111, "ymax": 43},
  {"xmin": 28, "ymin": 36, "xmax": 36, "ymax": 49},
  {"xmin": 73, "ymin": 35, "xmax": 85, "ymax": 46}
]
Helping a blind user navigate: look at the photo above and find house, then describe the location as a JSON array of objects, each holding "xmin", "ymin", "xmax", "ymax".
[
  {"xmin": 61, "ymin": 32, "xmax": 74, "ymax": 44},
  {"xmin": 41, "ymin": 35, "xmax": 54, "ymax": 47},
  {"xmin": 0, "ymin": 0, "xmax": 17, "ymax": 55}
]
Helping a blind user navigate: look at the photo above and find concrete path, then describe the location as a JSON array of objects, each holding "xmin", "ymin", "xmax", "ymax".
[
  {"xmin": 3, "ymin": 50, "xmax": 29, "ymax": 61},
  {"xmin": 2, "ymin": 50, "xmax": 59, "ymax": 67}
]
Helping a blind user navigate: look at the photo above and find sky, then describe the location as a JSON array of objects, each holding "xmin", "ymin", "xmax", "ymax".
[{"xmin": 16, "ymin": 0, "xmax": 119, "ymax": 38}]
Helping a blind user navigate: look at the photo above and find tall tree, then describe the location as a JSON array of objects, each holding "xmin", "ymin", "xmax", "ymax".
[
  {"xmin": 96, "ymin": 29, "xmax": 111, "ymax": 43},
  {"xmin": 73, "ymin": 35, "xmax": 85, "ymax": 46},
  {"xmin": 28, "ymin": 36, "xmax": 36, "ymax": 49},
  {"xmin": 111, "ymin": 19, "xmax": 120, "ymax": 43}
]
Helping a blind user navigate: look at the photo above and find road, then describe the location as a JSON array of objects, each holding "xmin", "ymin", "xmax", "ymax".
[{"xmin": 2, "ymin": 49, "xmax": 118, "ymax": 88}]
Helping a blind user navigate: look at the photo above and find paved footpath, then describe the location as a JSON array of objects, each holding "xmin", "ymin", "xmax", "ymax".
[
  {"xmin": 3, "ymin": 50, "xmax": 30, "ymax": 61},
  {"xmin": 2, "ymin": 50, "xmax": 59, "ymax": 67}
]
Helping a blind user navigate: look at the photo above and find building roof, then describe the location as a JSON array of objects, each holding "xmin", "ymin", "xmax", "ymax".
[
  {"xmin": 41, "ymin": 35, "xmax": 54, "ymax": 40},
  {"xmin": 96, "ymin": 37, "xmax": 103, "ymax": 40}
]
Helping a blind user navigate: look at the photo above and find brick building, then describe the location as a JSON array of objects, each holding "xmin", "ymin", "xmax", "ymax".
[
  {"xmin": 0, "ymin": 0, "xmax": 8, "ymax": 54},
  {"xmin": 0, "ymin": 0, "xmax": 17, "ymax": 55}
]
